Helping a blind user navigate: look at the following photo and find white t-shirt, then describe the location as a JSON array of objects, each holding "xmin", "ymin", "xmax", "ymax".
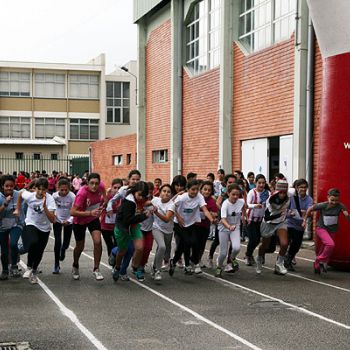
[
  {"xmin": 52, "ymin": 191, "xmax": 76, "ymax": 224},
  {"xmin": 174, "ymin": 193, "xmax": 206, "ymax": 227},
  {"xmin": 22, "ymin": 191, "xmax": 56, "ymax": 232},
  {"xmin": 219, "ymin": 198, "xmax": 245, "ymax": 232},
  {"xmin": 152, "ymin": 197, "xmax": 175, "ymax": 234},
  {"xmin": 141, "ymin": 203, "xmax": 154, "ymax": 232}
]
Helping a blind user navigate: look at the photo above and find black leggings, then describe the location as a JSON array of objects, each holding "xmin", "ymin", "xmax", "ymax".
[
  {"xmin": 53, "ymin": 222, "xmax": 73, "ymax": 266},
  {"xmin": 101, "ymin": 229, "xmax": 116, "ymax": 256},
  {"xmin": 245, "ymin": 221, "xmax": 262, "ymax": 257},
  {"xmin": 287, "ymin": 227, "xmax": 304, "ymax": 260},
  {"xmin": 26, "ymin": 225, "xmax": 50, "ymax": 271}
]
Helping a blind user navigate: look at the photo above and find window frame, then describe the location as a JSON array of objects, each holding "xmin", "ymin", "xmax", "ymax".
[
  {"xmin": 152, "ymin": 149, "xmax": 169, "ymax": 164},
  {"xmin": 68, "ymin": 74, "xmax": 100, "ymax": 99},
  {"xmin": 106, "ymin": 81, "xmax": 130, "ymax": 124},
  {"xmin": 34, "ymin": 117, "xmax": 66, "ymax": 139},
  {"xmin": 34, "ymin": 73, "xmax": 66, "ymax": 98},
  {"xmin": 69, "ymin": 118, "xmax": 99, "ymax": 141},
  {"xmin": 113, "ymin": 154, "xmax": 123, "ymax": 166},
  {"xmin": 0, "ymin": 116, "xmax": 31, "ymax": 139},
  {"xmin": 0, "ymin": 71, "xmax": 31, "ymax": 97}
]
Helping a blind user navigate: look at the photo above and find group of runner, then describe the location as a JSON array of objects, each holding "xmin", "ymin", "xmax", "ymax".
[{"xmin": 0, "ymin": 167, "xmax": 349, "ymax": 284}]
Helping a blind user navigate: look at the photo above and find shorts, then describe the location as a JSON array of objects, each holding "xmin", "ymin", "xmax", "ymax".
[
  {"xmin": 260, "ymin": 220, "xmax": 287, "ymax": 238},
  {"xmin": 73, "ymin": 219, "xmax": 101, "ymax": 241},
  {"xmin": 114, "ymin": 224, "xmax": 142, "ymax": 250}
]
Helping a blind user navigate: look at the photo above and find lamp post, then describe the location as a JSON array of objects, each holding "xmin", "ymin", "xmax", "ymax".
[{"xmin": 120, "ymin": 66, "xmax": 138, "ymax": 106}]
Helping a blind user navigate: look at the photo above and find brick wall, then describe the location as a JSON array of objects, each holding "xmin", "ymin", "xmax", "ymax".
[
  {"xmin": 145, "ymin": 19, "xmax": 172, "ymax": 183},
  {"xmin": 91, "ymin": 134, "xmax": 137, "ymax": 186},
  {"xmin": 312, "ymin": 43, "xmax": 323, "ymax": 201},
  {"xmin": 232, "ymin": 38, "xmax": 295, "ymax": 170},
  {"xmin": 182, "ymin": 68, "xmax": 220, "ymax": 179}
]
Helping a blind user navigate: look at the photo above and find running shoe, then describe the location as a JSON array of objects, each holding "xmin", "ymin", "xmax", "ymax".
[
  {"xmin": 169, "ymin": 259, "xmax": 176, "ymax": 277},
  {"xmin": 231, "ymin": 259, "xmax": 239, "ymax": 272},
  {"xmin": 284, "ymin": 257, "xmax": 295, "ymax": 272},
  {"xmin": 135, "ymin": 269, "xmax": 145, "ymax": 282},
  {"xmin": 112, "ymin": 267, "xmax": 120, "ymax": 281},
  {"xmin": 176, "ymin": 259, "xmax": 184, "ymax": 269},
  {"xmin": 23, "ymin": 268, "xmax": 32, "ymax": 279},
  {"xmin": 320, "ymin": 262, "xmax": 328, "ymax": 273},
  {"xmin": 10, "ymin": 266, "xmax": 21, "ymax": 278},
  {"xmin": 108, "ymin": 253, "xmax": 116, "ymax": 267},
  {"xmin": 0, "ymin": 271, "xmax": 9, "ymax": 280},
  {"xmin": 224, "ymin": 263, "xmax": 234, "ymax": 273},
  {"xmin": 120, "ymin": 274, "xmax": 130, "ymax": 281},
  {"xmin": 208, "ymin": 258, "xmax": 214, "ymax": 269},
  {"xmin": 72, "ymin": 266, "xmax": 80, "ymax": 280},
  {"xmin": 313, "ymin": 261, "xmax": 321, "ymax": 274},
  {"xmin": 215, "ymin": 267, "xmax": 222, "ymax": 277},
  {"xmin": 59, "ymin": 248, "xmax": 66, "ymax": 262},
  {"xmin": 244, "ymin": 256, "xmax": 255, "ymax": 266},
  {"xmin": 161, "ymin": 263, "xmax": 169, "ymax": 271},
  {"xmin": 256, "ymin": 256, "xmax": 263, "ymax": 274},
  {"xmin": 194, "ymin": 264, "xmax": 202, "ymax": 274},
  {"xmin": 93, "ymin": 269, "xmax": 104, "ymax": 281},
  {"xmin": 154, "ymin": 270, "xmax": 162, "ymax": 281},
  {"xmin": 29, "ymin": 271, "xmax": 38, "ymax": 284},
  {"xmin": 52, "ymin": 265, "xmax": 60, "ymax": 274},
  {"xmin": 274, "ymin": 261, "xmax": 287, "ymax": 275},
  {"xmin": 184, "ymin": 266, "xmax": 193, "ymax": 275}
]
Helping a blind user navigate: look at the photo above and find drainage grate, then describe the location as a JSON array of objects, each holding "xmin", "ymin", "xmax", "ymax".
[{"xmin": 0, "ymin": 343, "xmax": 31, "ymax": 350}]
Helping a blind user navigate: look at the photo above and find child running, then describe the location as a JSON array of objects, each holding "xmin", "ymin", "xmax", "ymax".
[
  {"xmin": 216, "ymin": 184, "xmax": 246, "ymax": 277},
  {"xmin": 151, "ymin": 184, "xmax": 175, "ymax": 281},
  {"xmin": 303, "ymin": 188, "xmax": 350, "ymax": 274},
  {"xmin": 52, "ymin": 177, "xmax": 76, "ymax": 274}
]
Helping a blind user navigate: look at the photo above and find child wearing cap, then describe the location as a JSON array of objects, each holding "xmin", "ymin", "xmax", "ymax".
[{"xmin": 256, "ymin": 180, "xmax": 290, "ymax": 275}]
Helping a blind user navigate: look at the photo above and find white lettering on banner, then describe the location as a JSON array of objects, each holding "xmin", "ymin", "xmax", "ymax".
[{"xmin": 344, "ymin": 143, "xmax": 350, "ymax": 149}]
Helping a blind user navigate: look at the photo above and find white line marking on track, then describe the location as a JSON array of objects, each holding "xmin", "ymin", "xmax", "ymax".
[{"xmin": 19, "ymin": 260, "xmax": 108, "ymax": 350}]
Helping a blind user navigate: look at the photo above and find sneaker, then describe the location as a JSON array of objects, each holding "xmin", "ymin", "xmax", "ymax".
[
  {"xmin": 224, "ymin": 263, "xmax": 234, "ymax": 273},
  {"xmin": 284, "ymin": 257, "xmax": 295, "ymax": 272},
  {"xmin": 320, "ymin": 262, "xmax": 328, "ymax": 273},
  {"xmin": 108, "ymin": 253, "xmax": 116, "ymax": 267},
  {"xmin": 59, "ymin": 248, "xmax": 66, "ymax": 262},
  {"xmin": 169, "ymin": 259, "xmax": 176, "ymax": 277},
  {"xmin": 0, "ymin": 271, "xmax": 9, "ymax": 280},
  {"xmin": 194, "ymin": 264, "xmax": 202, "ymax": 274},
  {"xmin": 52, "ymin": 265, "xmax": 60, "ymax": 274},
  {"xmin": 23, "ymin": 268, "xmax": 32, "ymax": 279},
  {"xmin": 215, "ymin": 267, "xmax": 222, "ymax": 277},
  {"xmin": 120, "ymin": 274, "xmax": 130, "ymax": 281},
  {"xmin": 154, "ymin": 270, "xmax": 162, "ymax": 281},
  {"xmin": 208, "ymin": 258, "xmax": 214, "ymax": 269},
  {"xmin": 274, "ymin": 261, "xmax": 287, "ymax": 275},
  {"xmin": 135, "ymin": 269, "xmax": 145, "ymax": 282},
  {"xmin": 112, "ymin": 267, "xmax": 120, "ymax": 281},
  {"xmin": 177, "ymin": 260, "xmax": 184, "ymax": 269},
  {"xmin": 29, "ymin": 271, "xmax": 38, "ymax": 284},
  {"xmin": 256, "ymin": 256, "xmax": 263, "ymax": 274},
  {"xmin": 93, "ymin": 269, "xmax": 104, "ymax": 281},
  {"xmin": 72, "ymin": 266, "xmax": 80, "ymax": 280},
  {"xmin": 231, "ymin": 259, "xmax": 239, "ymax": 272},
  {"xmin": 244, "ymin": 256, "xmax": 255, "ymax": 266},
  {"xmin": 314, "ymin": 261, "xmax": 321, "ymax": 274},
  {"xmin": 199, "ymin": 260, "xmax": 207, "ymax": 269},
  {"xmin": 161, "ymin": 263, "xmax": 169, "ymax": 271},
  {"xmin": 184, "ymin": 265, "xmax": 193, "ymax": 275},
  {"xmin": 10, "ymin": 266, "xmax": 21, "ymax": 278}
]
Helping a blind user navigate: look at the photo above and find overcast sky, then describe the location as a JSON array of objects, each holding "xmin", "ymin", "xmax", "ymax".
[{"xmin": 0, "ymin": 0, "xmax": 137, "ymax": 73}]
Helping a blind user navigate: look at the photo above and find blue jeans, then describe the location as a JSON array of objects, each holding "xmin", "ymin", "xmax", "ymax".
[
  {"xmin": 0, "ymin": 226, "xmax": 22, "ymax": 272},
  {"xmin": 0, "ymin": 231, "xmax": 9, "ymax": 273},
  {"xmin": 111, "ymin": 241, "xmax": 134, "ymax": 275}
]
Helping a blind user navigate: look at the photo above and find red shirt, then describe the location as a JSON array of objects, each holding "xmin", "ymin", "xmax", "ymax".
[{"xmin": 16, "ymin": 174, "xmax": 26, "ymax": 190}]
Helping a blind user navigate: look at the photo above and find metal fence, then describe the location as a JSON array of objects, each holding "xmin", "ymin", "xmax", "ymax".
[{"xmin": 0, "ymin": 156, "xmax": 89, "ymax": 176}]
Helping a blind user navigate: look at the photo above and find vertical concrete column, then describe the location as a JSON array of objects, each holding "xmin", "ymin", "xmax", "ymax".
[
  {"xmin": 137, "ymin": 19, "xmax": 147, "ymax": 176},
  {"xmin": 293, "ymin": 0, "xmax": 309, "ymax": 180},
  {"xmin": 170, "ymin": 0, "xmax": 183, "ymax": 178},
  {"xmin": 99, "ymin": 54, "xmax": 107, "ymax": 141},
  {"xmin": 219, "ymin": 0, "xmax": 234, "ymax": 173}
]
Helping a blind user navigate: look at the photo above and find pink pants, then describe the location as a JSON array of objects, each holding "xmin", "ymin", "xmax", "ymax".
[
  {"xmin": 141, "ymin": 230, "xmax": 153, "ymax": 267},
  {"xmin": 316, "ymin": 227, "xmax": 335, "ymax": 263}
]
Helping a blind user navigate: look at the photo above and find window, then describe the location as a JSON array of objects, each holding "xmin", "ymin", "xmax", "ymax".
[
  {"xmin": 106, "ymin": 82, "xmax": 130, "ymax": 124},
  {"xmin": 35, "ymin": 73, "xmax": 65, "ymax": 98},
  {"xmin": 35, "ymin": 118, "xmax": 65, "ymax": 139},
  {"xmin": 186, "ymin": 0, "xmax": 222, "ymax": 75},
  {"xmin": 113, "ymin": 154, "xmax": 123, "ymax": 166},
  {"xmin": 0, "ymin": 117, "xmax": 31, "ymax": 138},
  {"xmin": 15, "ymin": 152, "xmax": 24, "ymax": 160},
  {"xmin": 0, "ymin": 72, "xmax": 30, "ymax": 97},
  {"xmin": 152, "ymin": 150, "xmax": 168, "ymax": 163},
  {"xmin": 69, "ymin": 119, "xmax": 99, "ymax": 140},
  {"xmin": 51, "ymin": 153, "xmax": 58, "ymax": 160},
  {"xmin": 239, "ymin": 0, "xmax": 296, "ymax": 53},
  {"xmin": 69, "ymin": 74, "xmax": 99, "ymax": 99},
  {"xmin": 33, "ymin": 153, "xmax": 41, "ymax": 160},
  {"xmin": 127, "ymin": 153, "xmax": 132, "ymax": 165}
]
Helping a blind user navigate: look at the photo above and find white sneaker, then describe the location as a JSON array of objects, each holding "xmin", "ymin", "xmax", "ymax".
[
  {"xmin": 29, "ymin": 271, "xmax": 38, "ymax": 284},
  {"xmin": 72, "ymin": 267, "xmax": 80, "ymax": 280},
  {"xmin": 120, "ymin": 274, "xmax": 130, "ymax": 281},
  {"xmin": 154, "ymin": 270, "xmax": 162, "ymax": 281},
  {"xmin": 194, "ymin": 264, "xmax": 202, "ymax": 274},
  {"xmin": 23, "ymin": 268, "xmax": 32, "ymax": 279},
  {"xmin": 275, "ymin": 261, "xmax": 287, "ymax": 275},
  {"xmin": 161, "ymin": 263, "xmax": 169, "ymax": 271},
  {"xmin": 93, "ymin": 269, "xmax": 104, "ymax": 281},
  {"xmin": 224, "ymin": 263, "xmax": 233, "ymax": 273},
  {"xmin": 256, "ymin": 256, "xmax": 263, "ymax": 274}
]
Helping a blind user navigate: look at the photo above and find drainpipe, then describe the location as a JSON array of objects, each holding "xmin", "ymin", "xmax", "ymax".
[{"xmin": 305, "ymin": 16, "xmax": 315, "ymax": 195}]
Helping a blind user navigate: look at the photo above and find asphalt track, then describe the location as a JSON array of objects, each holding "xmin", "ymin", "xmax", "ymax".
[{"xmin": 1, "ymin": 235, "xmax": 350, "ymax": 350}]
